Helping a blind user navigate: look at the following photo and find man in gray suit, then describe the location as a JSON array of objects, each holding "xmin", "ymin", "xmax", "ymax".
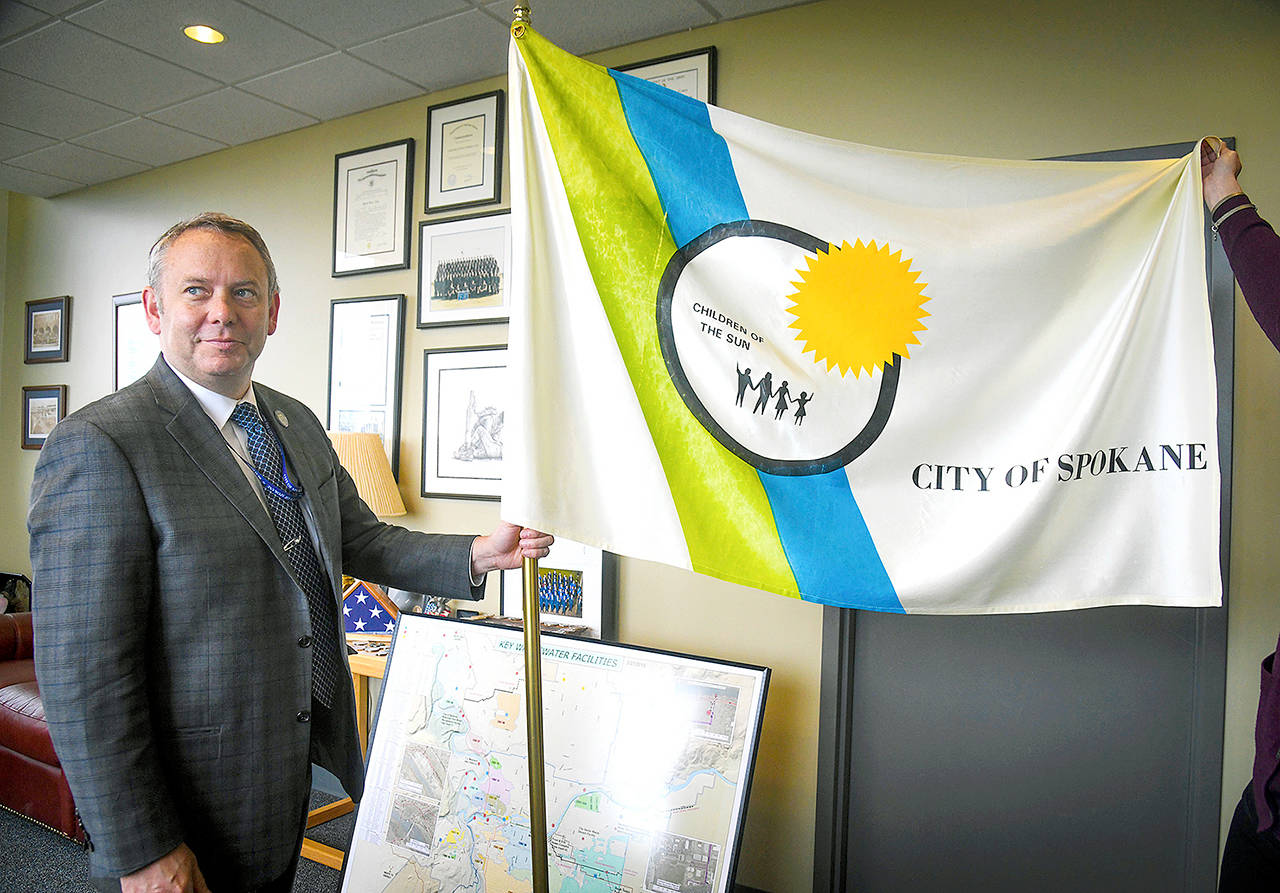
[{"xmin": 28, "ymin": 213, "xmax": 551, "ymax": 892}]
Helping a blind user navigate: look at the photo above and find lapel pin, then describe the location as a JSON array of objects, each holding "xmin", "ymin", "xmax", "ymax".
[{"xmin": 274, "ymin": 410, "xmax": 289, "ymax": 428}]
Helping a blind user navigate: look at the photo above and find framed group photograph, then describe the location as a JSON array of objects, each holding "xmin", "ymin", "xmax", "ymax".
[
  {"xmin": 327, "ymin": 294, "xmax": 406, "ymax": 478},
  {"xmin": 425, "ymin": 90, "xmax": 503, "ymax": 213},
  {"xmin": 617, "ymin": 46, "xmax": 717, "ymax": 104},
  {"xmin": 25, "ymin": 296, "xmax": 71, "ymax": 364},
  {"xmin": 113, "ymin": 290, "xmax": 157, "ymax": 390},
  {"xmin": 417, "ymin": 211, "xmax": 511, "ymax": 328},
  {"xmin": 500, "ymin": 537, "xmax": 618, "ymax": 640},
  {"xmin": 332, "ymin": 138, "xmax": 414, "ymax": 277},
  {"xmin": 21, "ymin": 385, "xmax": 66, "ymax": 449},
  {"xmin": 421, "ymin": 344, "xmax": 507, "ymax": 499}
]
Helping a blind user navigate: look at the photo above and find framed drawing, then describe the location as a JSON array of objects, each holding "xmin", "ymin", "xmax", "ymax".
[
  {"xmin": 113, "ymin": 291, "xmax": 157, "ymax": 390},
  {"xmin": 332, "ymin": 138, "xmax": 414, "ymax": 277},
  {"xmin": 500, "ymin": 537, "xmax": 618, "ymax": 640},
  {"xmin": 21, "ymin": 385, "xmax": 66, "ymax": 449},
  {"xmin": 25, "ymin": 296, "xmax": 71, "ymax": 364},
  {"xmin": 616, "ymin": 45, "xmax": 717, "ymax": 104},
  {"xmin": 425, "ymin": 90, "xmax": 503, "ymax": 213},
  {"xmin": 340, "ymin": 612, "xmax": 770, "ymax": 893},
  {"xmin": 327, "ymin": 294, "xmax": 406, "ymax": 478},
  {"xmin": 417, "ymin": 211, "xmax": 511, "ymax": 328},
  {"xmin": 421, "ymin": 344, "xmax": 506, "ymax": 499}
]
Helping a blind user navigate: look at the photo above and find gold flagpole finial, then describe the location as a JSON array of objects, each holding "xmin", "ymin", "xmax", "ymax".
[{"xmin": 512, "ymin": 3, "xmax": 531, "ymax": 38}]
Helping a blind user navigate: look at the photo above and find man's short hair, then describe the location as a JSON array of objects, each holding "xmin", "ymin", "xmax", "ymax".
[{"xmin": 147, "ymin": 212, "xmax": 279, "ymax": 300}]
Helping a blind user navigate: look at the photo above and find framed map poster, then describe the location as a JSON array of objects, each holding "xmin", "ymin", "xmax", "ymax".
[{"xmin": 340, "ymin": 613, "xmax": 770, "ymax": 893}]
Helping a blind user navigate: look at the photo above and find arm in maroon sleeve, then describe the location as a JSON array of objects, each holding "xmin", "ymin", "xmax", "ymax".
[{"xmin": 1214, "ymin": 193, "xmax": 1280, "ymax": 352}]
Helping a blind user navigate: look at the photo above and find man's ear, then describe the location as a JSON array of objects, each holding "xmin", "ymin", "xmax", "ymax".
[
  {"xmin": 267, "ymin": 291, "xmax": 280, "ymax": 335},
  {"xmin": 142, "ymin": 287, "xmax": 163, "ymax": 335}
]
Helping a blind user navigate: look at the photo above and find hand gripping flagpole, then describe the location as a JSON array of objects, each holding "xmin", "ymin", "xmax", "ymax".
[{"xmin": 511, "ymin": 8, "xmax": 548, "ymax": 891}]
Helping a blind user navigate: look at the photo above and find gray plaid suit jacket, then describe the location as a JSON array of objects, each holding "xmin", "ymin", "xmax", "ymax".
[{"xmin": 29, "ymin": 356, "xmax": 479, "ymax": 890}]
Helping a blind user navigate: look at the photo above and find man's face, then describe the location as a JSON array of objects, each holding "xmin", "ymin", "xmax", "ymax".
[{"xmin": 143, "ymin": 228, "xmax": 280, "ymax": 398}]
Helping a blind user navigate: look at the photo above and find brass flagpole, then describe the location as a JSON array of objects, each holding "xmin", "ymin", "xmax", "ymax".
[{"xmin": 512, "ymin": 7, "xmax": 548, "ymax": 890}]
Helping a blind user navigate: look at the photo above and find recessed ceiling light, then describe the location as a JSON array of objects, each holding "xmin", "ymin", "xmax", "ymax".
[{"xmin": 183, "ymin": 24, "xmax": 225, "ymax": 44}]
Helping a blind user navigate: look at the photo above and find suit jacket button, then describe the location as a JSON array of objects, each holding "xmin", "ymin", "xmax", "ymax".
[
  {"xmin": 298, "ymin": 635, "xmax": 312, "ymax": 648},
  {"xmin": 297, "ymin": 710, "xmax": 311, "ymax": 723}
]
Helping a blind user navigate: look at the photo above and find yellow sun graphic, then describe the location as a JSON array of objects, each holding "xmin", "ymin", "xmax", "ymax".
[{"xmin": 786, "ymin": 239, "xmax": 931, "ymax": 378}]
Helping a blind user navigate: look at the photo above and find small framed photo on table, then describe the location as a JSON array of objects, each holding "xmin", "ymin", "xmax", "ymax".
[
  {"xmin": 417, "ymin": 211, "xmax": 511, "ymax": 328},
  {"xmin": 500, "ymin": 537, "xmax": 618, "ymax": 640},
  {"xmin": 421, "ymin": 345, "xmax": 507, "ymax": 500},
  {"xmin": 616, "ymin": 46, "xmax": 717, "ymax": 104},
  {"xmin": 22, "ymin": 385, "xmax": 66, "ymax": 449},
  {"xmin": 25, "ymin": 296, "xmax": 71, "ymax": 364},
  {"xmin": 425, "ymin": 90, "xmax": 503, "ymax": 213},
  {"xmin": 332, "ymin": 138, "xmax": 414, "ymax": 277}
]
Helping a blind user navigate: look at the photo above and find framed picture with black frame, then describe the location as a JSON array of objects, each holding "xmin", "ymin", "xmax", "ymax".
[
  {"xmin": 616, "ymin": 45, "xmax": 717, "ymax": 104},
  {"xmin": 425, "ymin": 90, "xmax": 504, "ymax": 213},
  {"xmin": 417, "ymin": 210, "xmax": 511, "ymax": 328},
  {"xmin": 420, "ymin": 344, "xmax": 506, "ymax": 499},
  {"xmin": 21, "ymin": 385, "xmax": 66, "ymax": 449},
  {"xmin": 327, "ymin": 294, "xmax": 406, "ymax": 478},
  {"xmin": 332, "ymin": 138, "xmax": 415, "ymax": 277},
  {"xmin": 24, "ymin": 296, "xmax": 71, "ymax": 364}
]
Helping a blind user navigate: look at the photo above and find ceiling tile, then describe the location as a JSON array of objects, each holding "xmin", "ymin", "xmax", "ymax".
[
  {"xmin": 0, "ymin": 122, "xmax": 57, "ymax": 159},
  {"xmin": 238, "ymin": 0, "xmax": 466, "ymax": 46},
  {"xmin": 0, "ymin": 2, "xmax": 51, "ymax": 41},
  {"xmin": 69, "ymin": 0, "xmax": 332, "ymax": 83},
  {"xmin": 149, "ymin": 88, "xmax": 318, "ymax": 145},
  {"xmin": 8, "ymin": 140, "xmax": 148, "ymax": 185},
  {"xmin": 485, "ymin": 0, "xmax": 714, "ymax": 55},
  {"xmin": 702, "ymin": 0, "xmax": 815, "ymax": 17},
  {"xmin": 0, "ymin": 70, "xmax": 132, "ymax": 139},
  {"xmin": 240, "ymin": 53, "xmax": 422, "ymax": 121},
  {"xmin": 349, "ymin": 9, "xmax": 509, "ymax": 92},
  {"xmin": 0, "ymin": 21, "xmax": 219, "ymax": 113},
  {"xmin": 72, "ymin": 117, "xmax": 226, "ymax": 167},
  {"xmin": 0, "ymin": 162, "xmax": 82, "ymax": 197},
  {"xmin": 20, "ymin": 0, "xmax": 83, "ymax": 13}
]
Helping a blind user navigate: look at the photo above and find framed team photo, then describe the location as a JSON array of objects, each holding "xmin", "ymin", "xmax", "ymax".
[{"xmin": 417, "ymin": 211, "xmax": 511, "ymax": 328}]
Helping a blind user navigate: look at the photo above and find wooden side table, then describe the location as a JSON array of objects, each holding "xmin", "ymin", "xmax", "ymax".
[{"xmin": 300, "ymin": 650, "xmax": 388, "ymax": 870}]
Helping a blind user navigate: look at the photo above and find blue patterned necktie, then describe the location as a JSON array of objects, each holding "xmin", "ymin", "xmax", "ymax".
[{"xmin": 230, "ymin": 402, "xmax": 338, "ymax": 708}]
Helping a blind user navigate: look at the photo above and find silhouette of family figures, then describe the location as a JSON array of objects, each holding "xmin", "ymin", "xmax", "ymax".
[{"xmin": 736, "ymin": 363, "xmax": 812, "ymax": 426}]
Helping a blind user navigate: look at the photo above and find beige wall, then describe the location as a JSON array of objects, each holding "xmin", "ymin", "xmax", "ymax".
[{"xmin": 3, "ymin": 0, "xmax": 1279, "ymax": 888}]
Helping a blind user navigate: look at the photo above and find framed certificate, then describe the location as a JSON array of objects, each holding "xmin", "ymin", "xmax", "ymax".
[
  {"xmin": 327, "ymin": 294, "xmax": 406, "ymax": 478},
  {"xmin": 425, "ymin": 90, "xmax": 503, "ymax": 213},
  {"xmin": 616, "ymin": 46, "xmax": 717, "ymax": 104},
  {"xmin": 332, "ymin": 138, "xmax": 414, "ymax": 277}
]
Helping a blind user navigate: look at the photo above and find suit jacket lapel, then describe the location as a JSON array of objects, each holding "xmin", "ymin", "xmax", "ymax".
[{"xmin": 145, "ymin": 358, "xmax": 295, "ymax": 573}]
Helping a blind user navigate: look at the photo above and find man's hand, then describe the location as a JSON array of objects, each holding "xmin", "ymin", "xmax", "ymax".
[
  {"xmin": 470, "ymin": 522, "xmax": 554, "ymax": 577},
  {"xmin": 1201, "ymin": 136, "xmax": 1243, "ymax": 209},
  {"xmin": 120, "ymin": 843, "xmax": 210, "ymax": 893}
]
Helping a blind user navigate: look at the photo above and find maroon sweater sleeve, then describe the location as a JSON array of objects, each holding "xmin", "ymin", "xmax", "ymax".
[{"xmin": 1214, "ymin": 193, "xmax": 1280, "ymax": 352}]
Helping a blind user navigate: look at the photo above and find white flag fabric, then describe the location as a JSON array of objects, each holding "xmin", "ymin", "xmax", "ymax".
[{"xmin": 504, "ymin": 27, "xmax": 1221, "ymax": 614}]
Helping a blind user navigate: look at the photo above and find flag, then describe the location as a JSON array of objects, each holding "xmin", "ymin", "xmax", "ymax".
[{"xmin": 504, "ymin": 27, "xmax": 1220, "ymax": 614}]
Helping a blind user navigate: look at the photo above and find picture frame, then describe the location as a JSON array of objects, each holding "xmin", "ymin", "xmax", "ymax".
[
  {"xmin": 421, "ymin": 344, "xmax": 507, "ymax": 500},
  {"xmin": 327, "ymin": 294, "xmax": 406, "ymax": 478},
  {"xmin": 616, "ymin": 45, "xmax": 717, "ymax": 104},
  {"xmin": 417, "ymin": 210, "xmax": 511, "ymax": 328},
  {"xmin": 425, "ymin": 90, "xmax": 503, "ymax": 213},
  {"xmin": 24, "ymin": 296, "xmax": 71, "ymax": 364},
  {"xmin": 113, "ymin": 290, "xmax": 157, "ymax": 390},
  {"xmin": 21, "ymin": 385, "xmax": 66, "ymax": 449},
  {"xmin": 332, "ymin": 138, "xmax": 414, "ymax": 277},
  {"xmin": 500, "ymin": 537, "xmax": 618, "ymax": 640}
]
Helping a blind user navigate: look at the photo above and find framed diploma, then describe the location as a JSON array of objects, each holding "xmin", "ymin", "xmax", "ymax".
[
  {"xmin": 417, "ymin": 211, "xmax": 511, "ymax": 328},
  {"xmin": 113, "ymin": 290, "xmax": 157, "ymax": 390},
  {"xmin": 425, "ymin": 90, "xmax": 503, "ymax": 213},
  {"xmin": 421, "ymin": 344, "xmax": 507, "ymax": 499},
  {"xmin": 327, "ymin": 294, "xmax": 407, "ymax": 478},
  {"xmin": 332, "ymin": 138, "xmax": 414, "ymax": 277},
  {"xmin": 616, "ymin": 46, "xmax": 718, "ymax": 104}
]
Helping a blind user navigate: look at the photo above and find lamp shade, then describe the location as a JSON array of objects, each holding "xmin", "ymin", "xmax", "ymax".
[{"xmin": 328, "ymin": 432, "xmax": 406, "ymax": 517}]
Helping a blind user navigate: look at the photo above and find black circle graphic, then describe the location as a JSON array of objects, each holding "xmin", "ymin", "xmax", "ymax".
[{"xmin": 656, "ymin": 219, "xmax": 901, "ymax": 476}]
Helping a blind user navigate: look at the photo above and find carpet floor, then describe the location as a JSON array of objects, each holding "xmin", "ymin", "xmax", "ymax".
[{"xmin": 0, "ymin": 791, "xmax": 354, "ymax": 892}]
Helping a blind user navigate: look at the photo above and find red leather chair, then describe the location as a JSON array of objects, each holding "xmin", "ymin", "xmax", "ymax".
[{"xmin": 0, "ymin": 612, "xmax": 82, "ymax": 841}]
